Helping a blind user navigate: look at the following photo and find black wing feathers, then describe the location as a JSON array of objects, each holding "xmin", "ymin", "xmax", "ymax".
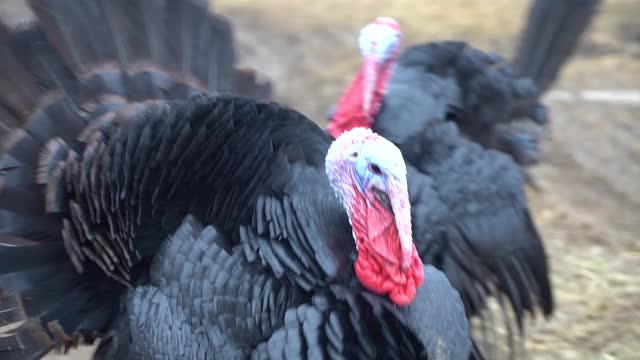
[
  {"xmin": 391, "ymin": 41, "xmax": 549, "ymax": 167},
  {"xmin": 251, "ymin": 286, "xmax": 426, "ymax": 360},
  {"xmin": 6, "ymin": 93, "xmax": 336, "ymax": 292}
]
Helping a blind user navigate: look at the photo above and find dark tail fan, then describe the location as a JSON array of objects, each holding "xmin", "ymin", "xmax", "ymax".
[
  {"xmin": 0, "ymin": 0, "xmax": 271, "ymax": 358},
  {"xmin": 0, "ymin": 0, "xmax": 272, "ymax": 135},
  {"xmin": 513, "ymin": 0, "xmax": 602, "ymax": 92},
  {"xmin": 0, "ymin": 237, "xmax": 123, "ymax": 360}
]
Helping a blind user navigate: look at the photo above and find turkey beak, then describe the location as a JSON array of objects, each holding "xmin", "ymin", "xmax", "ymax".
[
  {"xmin": 386, "ymin": 177, "xmax": 413, "ymax": 272},
  {"xmin": 362, "ymin": 55, "xmax": 379, "ymax": 118}
]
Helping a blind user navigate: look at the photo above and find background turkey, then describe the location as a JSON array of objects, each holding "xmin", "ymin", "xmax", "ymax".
[
  {"xmin": 327, "ymin": 0, "xmax": 601, "ymax": 170},
  {"xmin": 327, "ymin": 33, "xmax": 550, "ymax": 168},
  {"xmin": 0, "ymin": 0, "xmax": 483, "ymax": 359}
]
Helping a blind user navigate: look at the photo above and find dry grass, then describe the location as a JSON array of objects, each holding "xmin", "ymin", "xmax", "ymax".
[{"xmin": 0, "ymin": 0, "xmax": 633, "ymax": 358}]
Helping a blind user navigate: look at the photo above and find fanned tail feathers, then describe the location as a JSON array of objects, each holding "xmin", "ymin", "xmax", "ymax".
[
  {"xmin": 0, "ymin": 290, "xmax": 55, "ymax": 360},
  {"xmin": 0, "ymin": 236, "xmax": 122, "ymax": 359},
  {"xmin": 513, "ymin": 0, "xmax": 601, "ymax": 92}
]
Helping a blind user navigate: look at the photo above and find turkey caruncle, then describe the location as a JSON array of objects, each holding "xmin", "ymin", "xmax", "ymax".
[
  {"xmin": 0, "ymin": 0, "xmax": 480, "ymax": 359},
  {"xmin": 327, "ymin": 16, "xmax": 555, "ymax": 353}
]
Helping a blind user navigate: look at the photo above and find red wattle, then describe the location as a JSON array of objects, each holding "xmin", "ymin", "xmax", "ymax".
[
  {"xmin": 354, "ymin": 244, "xmax": 424, "ymax": 306},
  {"xmin": 348, "ymin": 181, "xmax": 424, "ymax": 306}
]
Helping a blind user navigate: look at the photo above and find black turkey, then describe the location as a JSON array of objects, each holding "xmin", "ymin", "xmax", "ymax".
[{"xmin": 0, "ymin": 0, "xmax": 478, "ymax": 359}]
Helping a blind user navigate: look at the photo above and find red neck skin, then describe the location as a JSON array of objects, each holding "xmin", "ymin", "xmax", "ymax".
[
  {"xmin": 328, "ymin": 59, "xmax": 396, "ymax": 138},
  {"xmin": 349, "ymin": 183, "xmax": 424, "ymax": 306}
]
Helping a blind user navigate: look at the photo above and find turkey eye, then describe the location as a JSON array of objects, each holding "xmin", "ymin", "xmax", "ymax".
[
  {"xmin": 369, "ymin": 163, "xmax": 382, "ymax": 175},
  {"xmin": 350, "ymin": 152, "xmax": 359, "ymax": 158}
]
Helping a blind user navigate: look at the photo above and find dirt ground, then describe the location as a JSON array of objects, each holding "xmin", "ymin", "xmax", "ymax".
[{"xmin": 2, "ymin": 0, "xmax": 638, "ymax": 359}]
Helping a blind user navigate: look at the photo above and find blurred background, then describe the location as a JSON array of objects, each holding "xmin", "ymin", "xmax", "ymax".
[{"xmin": 1, "ymin": 0, "xmax": 638, "ymax": 359}]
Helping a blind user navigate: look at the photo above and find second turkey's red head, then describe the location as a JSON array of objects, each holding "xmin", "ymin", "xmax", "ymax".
[
  {"xmin": 326, "ymin": 127, "xmax": 423, "ymax": 306},
  {"xmin": 328, "ymin": 17, "xmax": 402, "ymax": 138}
]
